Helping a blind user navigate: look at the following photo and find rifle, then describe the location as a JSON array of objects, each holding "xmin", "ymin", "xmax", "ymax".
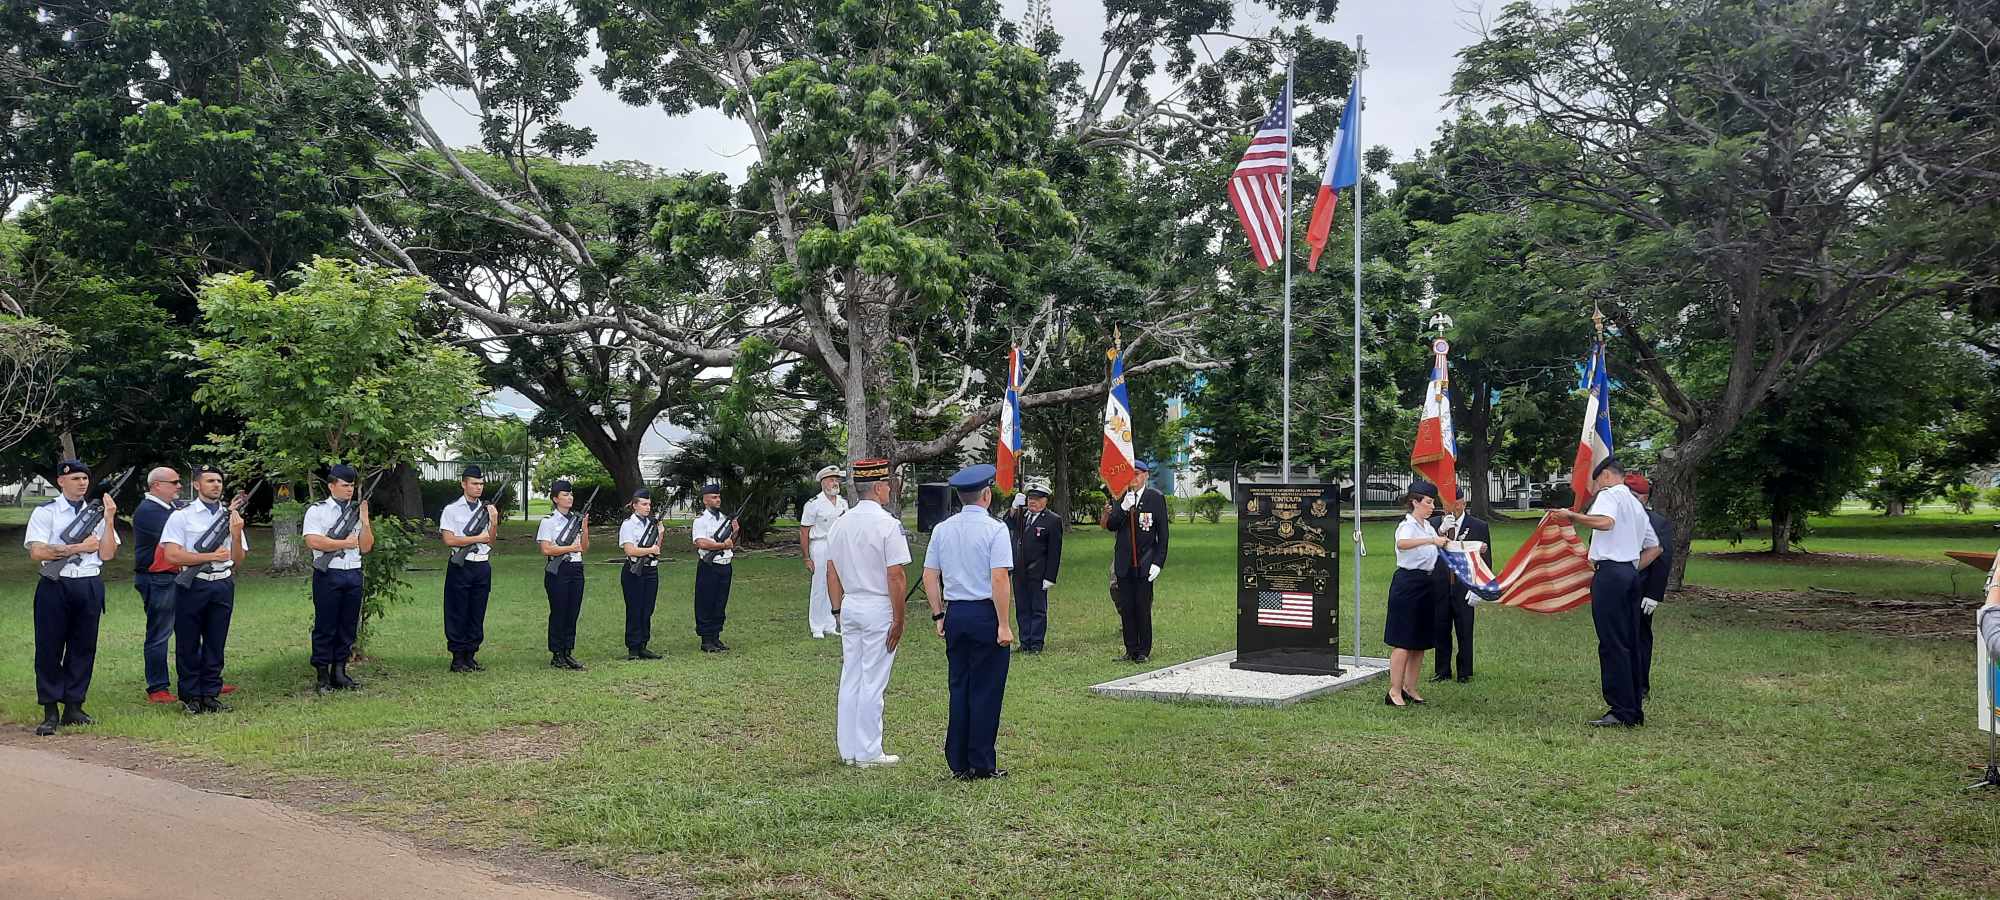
[
  {"xmin": 37, "ymin": 467, "xmax": 136, "ymax": 580},
  {"xmin": 174, "ymin": 480, "xmax": 264, "ymax": 588},
  {"xmin": 447, "ymin": 478, "xmax": 508, "ymax": 567},
  {"xmin": 625, "ymin": 510, "xmax": 664, "ymax": 575},
  {"xmin": 698, "ymin": 495, "xmax": 753, "ymax": 564},
  {"xmin": 543, "ymin": 486, "xmax": 600, "ymax": 575},
  {"xmin": 311, "ymin": 470, "xmax": 388, "ymax": 573}
]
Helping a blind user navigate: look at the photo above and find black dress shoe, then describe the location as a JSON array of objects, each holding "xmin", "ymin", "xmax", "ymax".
[
  {"xmin": 1456, "ymin": 674, "xmax": 1473, "ymax": 684},
  {"xmin": 1131, "ymin": 654, "xmax": 1149, "ymax": 663},
  {"xmin": 1401, "ymin": 691, "xmax": 1426, "ymax": 705},
  {"xmin": 449, "ymin": 657, "xmax": 468, "ymax": 673},
  {"xmin": 183, "ymin": 699, "xmax": 207, "ymax": 715},
  {"xmin": 700, "ymin": 641, "xmax": 723, "ymax": 653},
  {"xmin": 35, "ymin": 704, "xmax": 59, "ymax": 736},
  {"xmin": 1385, "ymin": 692, "xmax": 1405, "ymax": 708},
  {"xmin": 973, "ymin": 768, "xmax": 1009, "ymax": 779},
  {"xmin": 1430, "ymin": 673, "xmax": 1454, "ymax": 683},
  {"xmin": 465, "ymin": 655, "xmax": 486, "ymax": 672},
  {"xmin": 202, "ymin": 696, "xmax": 232, "ymax": 713},
  {"xmin": 628, "ymin": 647, "xmax": 663, "ymax": 660},
  {"xmin": 949, "ymin": 770, "xmax": 975, "ymax": 781},
  {"xmin": 551, "ymin": 653, "xmax": 568, "ymax": 668},
  {"xmin": 60, "ymin": 705, "xmax": 95, "ymax": 726},
  {"xmin": 1587, "ymin": 714, "xmax": 1635, "ymax": 728},
  {"xmin": 711, "ymin": 639, "xmax": 730, "ymax": 652},
  {"xmin": 563, "ymin": 655, "xmax": 588, "ymax": 671}
]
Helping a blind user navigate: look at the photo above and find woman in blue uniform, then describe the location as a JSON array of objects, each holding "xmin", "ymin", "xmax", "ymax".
[{"xmin": 1386, "ymin": 480, "xmax": 1448, "ymax": 707}]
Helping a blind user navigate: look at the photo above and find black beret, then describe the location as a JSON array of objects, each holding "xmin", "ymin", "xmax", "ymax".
[
  {"xmin": 461, "ymin": 464, "xmax": 484, "ymax": 479},
  {"xmin": 55, "ymin": 459, "xmax": 89, "ymax": 477},
  {"xmin": 194, "ymin": 464, "xmax": 224, "ymax": 478},
  {"xmin": 550, "ymin": 479, "xmax": 574, "ymax": 497},
  {"xmin": 632, "ymin": 488, "xmax": 652, "ymax": 500},
  {"xmin": 1407, "ymin": 479, "xmax": 1440, "ymax": 501},
  {"xmin": 1592, "ymin": 456, "xmax": 1624, "ymax": 480},
  {"xmin": 328, "ymin": 463, "xmax": 359, "ymax": 483}
]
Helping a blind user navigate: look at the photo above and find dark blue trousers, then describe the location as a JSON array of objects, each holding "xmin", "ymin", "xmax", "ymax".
[
  {"xmin": 444, "ymin": 560, "xmax": 492, "ymax": 653},
  {"xmin": 175, "ymin": 577, "xmax": 234, "ymax": 699},
  {"xmin": 544, "ymin": 561, "xmax": 584, "ymax": 654},
  {"xmin": 34, "ymin": 576, "xmax": 104, "ymax": 705},
  {"xmin": 622, "ymin": 566, "xmax": 659, "ymax": 651},
  {"xmin": 1590, "ymin": 561, "xmax": 1644, "ymax": 724},
  {"xmin": 1638, "ymin": 610, "xmax": 1655, "ymax": 699},
  {"xmin": 310, "ymin": 568, "xmax": 363, "ymax": 666},
  {"xmin": 694, "ymin": 561, "xmax": 732, "ymax": 639},
  {"xmin": 1113, "ymin": 571, "xmax": 1154, "ymax": 659},
  {"xmin": 943, "ymin": 599, "xmax": 1011, "ymax": 775},
  {"xmin": 1013, "ymin": 575, "xmax": 1048, "ymax": 650},
  {"xmin": 135, "ymin": 573, "xmax": 177, "ymax": 693}
]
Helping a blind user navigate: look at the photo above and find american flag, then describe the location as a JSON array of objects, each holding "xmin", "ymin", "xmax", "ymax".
[
  {"xmin": 1256, "ymin": 590, "xmax": 1315, "ymax": 628},
  {"xmin": 1486, "ymin": 513, "xmax": 1596, "ymax": 613},
  {"xmin": 1228, "ymin": 81, "xmax": 1293, "ymax": 270}
]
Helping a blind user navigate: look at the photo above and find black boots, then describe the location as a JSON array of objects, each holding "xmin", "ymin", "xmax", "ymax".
[
  {"xmin": 700, "ymin": 638, "xmax": 728, "ymax": 653},
  {"xmin": 35, "ymin": 703, "xmax": 59, "ymax": 736},
  {"xmin": 60, "ymin": 703, "xmax": 94, "ymax": 726},
  {"xmin": 450, "ymin": 651, "xmax": 468, "ymax": 673},
  {"xmin": 626, "ymin": 646, "xmax": 662, "ymax": 660},
  {"xmin": 315, "ymin": 665, "xmax": 336, "ymax": 694},
  {"xmin": 332, "ymin": 663, "xmax": 361, "ymax": 690},
  {"xmin": 550, "ymin": 653, "xmax": 586, "ymax": 670}
]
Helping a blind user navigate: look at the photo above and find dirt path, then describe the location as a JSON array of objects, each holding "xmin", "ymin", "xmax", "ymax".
[{"xmin": 0, "ymin": 742, "xmax": 624, "ymax": 900}]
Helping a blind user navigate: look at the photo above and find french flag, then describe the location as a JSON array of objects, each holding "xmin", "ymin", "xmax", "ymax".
[
  {"xmin": 997, "ymin": 346, "xmax": 1022, "ymax": 491},
  {"xmin": 1099, "ymin": 342, "xmax": 1138, "ymax": 495},
  {"xmin": 1570, "ymin": 342, "xmax": 1613, "ymax": 511},
  {"xmin": 1305, "ymin": 78, "xmax": 1361, "ymax": 272},
  {"xmin": 1410, "ymin": 341, "xmax": 1459, "ymax": 512}
]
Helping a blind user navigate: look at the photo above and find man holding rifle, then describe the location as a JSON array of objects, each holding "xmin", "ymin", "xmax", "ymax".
[
  {"xmin": 302, "ymin": 464, "xmax": 376, "ymax": 693},
  {"xmin": 159, "ymin": 465, "xmax": 250, "ymax": 715},
  {"xmin": 690, "ymin": 482, "xmax": 740, "ymax": 653},
  {"xmin": 618, "ymin": 488, "xmax": 665, "ymax": 659},
  {"xmin": 439, "ymin": 465, "xmax": 500, "ymax": 673},
  {"xmin": 22, "ymin": 460, "xmax": 121, "ymax": 736},
  {"xmin": 537, "ymin": 480, "xmax": 593, "ymax": 670}
]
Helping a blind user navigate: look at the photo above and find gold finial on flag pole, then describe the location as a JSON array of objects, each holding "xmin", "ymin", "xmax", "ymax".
[{"xmin": 1592, "ymin": 303, "xmax": 1605, "ymax": 341}]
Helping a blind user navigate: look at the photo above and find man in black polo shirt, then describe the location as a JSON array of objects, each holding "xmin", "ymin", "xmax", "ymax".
[{"xmin": 131, "ymin": 467, "xmax": 186, "ymax": 704}]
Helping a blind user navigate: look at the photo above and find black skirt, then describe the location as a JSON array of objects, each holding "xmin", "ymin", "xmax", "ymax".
[{"xmin": 1384, "ymin": 567, "xmax": 1438, "ymax": 651}]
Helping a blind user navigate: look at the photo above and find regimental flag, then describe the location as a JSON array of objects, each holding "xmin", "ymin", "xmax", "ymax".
[
  {"xmin": 996, "ymin": 345, "xmax": 1023, "ymax": 491},
  {"xmin": 1410, "ymin": 339, "xmax": 1459, "ymax": 512},
  {"xmin": 1305, "ymin": 78, "xmax": 1361, "ymax": 272},
  {"xmin": 1100, "ymin": 339, "xmax": 1138, "ymax": 495},
  {"xmin": 1257, "ymin": 590, "xmax": 1315, "ymax": 629},
  {"xmin": 1227, "ymin": 81, "xmax": 1293, "ymax": 270},
  {"xmin": 1571, "ymin": 341, "xmax": 1612, "ymax": 512}
]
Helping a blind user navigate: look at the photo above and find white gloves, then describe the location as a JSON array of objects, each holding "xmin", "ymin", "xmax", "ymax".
[
  {"xmin": 1042, "ymin": 580, "xmax": 1055, "ymax": 591},
  {"xmin": 1121, "ymin": 491, "xmax": 1139, "ymax": 511},
  {"xmin": 1466, "ymin": 592, "xmax": 1490, "ymax": 608},
  {"xmin": 1440, "ymin": 514, "xmax": 1459, "ymax": 536},
  {"xmin": 1147, "ymin": 564, "xmax": 1161, "ymax": 583},
  {"xmin": 1013, "ymin": 494, "xmax": 1026, "ymax": 509},
  {"xmin": 1640, "ymin": 597, "xmax": 1659, "ymax": 615}
]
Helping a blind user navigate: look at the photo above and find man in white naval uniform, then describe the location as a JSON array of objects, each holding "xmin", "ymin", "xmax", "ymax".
[
  {"xmin": 824, "ymin": 458, "xmax": 909, "ymax": 767},
  {"xmin": 799, "ymin": 465, "xmax": 849, "ymax": 638}
]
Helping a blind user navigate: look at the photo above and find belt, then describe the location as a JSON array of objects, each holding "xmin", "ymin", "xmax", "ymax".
[
  {"xmin": 316, "ymin": 564, "xmax": 362, "ymax": 572},
  {"xmin": 1592, "ymin": 559, "xmax": 1636, "ymax": 568},
  {"xmin": 947, "ymin": 597, "xmax": 993, "ymax": 604},
  {"xmin": 57, "ymin": 571, "xmax": 102, "ymax": 580},
  {"xmin": 195, "ymin": 570, "xmax": 235, "ymax": 582}
]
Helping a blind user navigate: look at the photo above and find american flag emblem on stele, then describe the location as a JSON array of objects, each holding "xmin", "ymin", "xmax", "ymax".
[{"xmin": 1256, "ymin": 590, "xmax": 1315, "ymax": 629}]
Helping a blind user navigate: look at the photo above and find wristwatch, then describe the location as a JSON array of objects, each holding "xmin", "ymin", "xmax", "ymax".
[
  {"xmin": 830, "ymin": 607, "xmax": 841, "ymax": 616},
  {"xmin": 931, "ymin": 611, "xmax": 946, "ymax": 621}
]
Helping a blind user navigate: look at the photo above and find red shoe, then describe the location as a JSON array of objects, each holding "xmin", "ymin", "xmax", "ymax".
[
  {"xmin": 146, "ymin": 690, "xmax": 177, "ymax": 704},
  {"xmin": 220, "ymin": 683, "xmax": 238, "ymax": 695}
]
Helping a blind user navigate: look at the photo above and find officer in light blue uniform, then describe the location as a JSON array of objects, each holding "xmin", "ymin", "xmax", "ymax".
[{"xmin": 923, "ymin": 464, "xmax": 1016, "ymax": 780}]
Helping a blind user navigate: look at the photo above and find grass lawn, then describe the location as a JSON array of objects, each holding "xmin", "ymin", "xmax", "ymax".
[{"xmin": 1, "ymin": 511, "xmax": 1997, "ymax": 898}]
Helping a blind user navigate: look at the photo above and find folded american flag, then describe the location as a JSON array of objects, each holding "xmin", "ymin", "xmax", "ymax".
[{"xmin": 1442, "ymin": 511, "xmax": 1595, "ymax": 613}]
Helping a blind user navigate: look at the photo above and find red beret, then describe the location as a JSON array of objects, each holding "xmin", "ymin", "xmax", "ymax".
[{"xmin": 1623, "ymin": 472, "xmax": 1651, "ymax": 494}]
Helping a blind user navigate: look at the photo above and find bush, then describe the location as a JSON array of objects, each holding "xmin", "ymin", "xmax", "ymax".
[
  {"xmin": 1946, "ymin": 483, "xmax": 1980, "ymax": 515},
  {"xmin": 1193, "ymin": 491, "xmax": 1226, "ymax": 523},
  {"xmin": 1984, "ymin": 486, "xmax": 2000, "ymax": 512},
  {"xmin": 356, "ymin": 515, "xmax": 423, "ymax": 652}
]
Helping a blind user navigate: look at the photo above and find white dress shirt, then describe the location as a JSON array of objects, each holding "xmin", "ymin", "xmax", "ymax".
[
  {"xmin": 801, "ymin": 493, "xmax": 848, "ymax": 545},
  {"xmin": 1394, "ymin": 514, "xmax": 1440, "ymax": 571},
  {"xmin": 161, "ymin": 499, "xmax": 250, "ymax": 577},
  {"xmin": 692, "ymin": 509, "xmax": 734, "ymax": 565},
  {"xmin": 619, "ymin": 514, "xmax": 660, "ymax": 567},
  {"xmin": 826, "ymin": 500, "xmax": 910, "ymax": 601},
  {"xmin": 24, "ymin": 498, "xmax": 104, "ymax": 578},
  {"xmin": 537, "ymin": 511, "xmax": 583, "ymax": 563},
  {"xmin": 438, "ymin": 496, "xmax": 492, "ymax": 563},
  {"xmin": 1584, "ymin": 483, "xmax": 1660, "ymax": 563},
  {"xmin": 301, "ymin": 497, "xmax": 363, "ymax": 570}
]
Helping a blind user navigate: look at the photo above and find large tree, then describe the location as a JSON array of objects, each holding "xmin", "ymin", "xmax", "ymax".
[{"xmin": 1452, "ymin": 0, "xmax": 2000, "ymax": 584}]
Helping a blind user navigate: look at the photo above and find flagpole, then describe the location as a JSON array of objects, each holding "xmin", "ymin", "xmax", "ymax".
[
  {"xmin": 1281, "ymin": 58, "xmax": 1296, "ymax": 484},
  {"xmin": 1350, "ymin": 35, "xmax": 1365, "ymax": 666}
]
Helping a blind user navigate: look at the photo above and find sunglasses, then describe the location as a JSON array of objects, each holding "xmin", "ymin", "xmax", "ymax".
[{"xmin": 153, "ymin": 478, "xmax": 182, "ymax": 485}]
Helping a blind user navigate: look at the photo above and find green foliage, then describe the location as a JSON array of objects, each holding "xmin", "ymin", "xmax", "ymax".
[
  {"xmin": 1984, "ymin": 486, "xmax": 2000, "ymax": 512},
  {"xmin": 1945, "ymin": 484, "xmax": 1980, "ymax": 515},
  {"xmin": 190, "ymin": 258, "xmax": 483, "ymax": 483},
  {"xmin": 1193, "ymin": 491, "xmax": 1226, "ymax": 524},
  {"xmin": 417, "ymin": 479, "xmax": 515, "ymax": 522},
  {"xmin": 355, "ymin": 515, "xmax": 422, "ymax": 650},
  {"xmin": 533, "ymin": 437, "xmax": 621, "ymax": 519}
]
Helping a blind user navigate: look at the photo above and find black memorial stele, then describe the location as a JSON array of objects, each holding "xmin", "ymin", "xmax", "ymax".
[{"xmin": 1231, "ymin": 481, "xmax": 1343, "ymax": 676}]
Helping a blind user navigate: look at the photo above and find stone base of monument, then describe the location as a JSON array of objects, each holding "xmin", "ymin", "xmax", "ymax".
[{"xmin": 1090, "ymin": 650, "xmax": 1390, "ymax": 707}]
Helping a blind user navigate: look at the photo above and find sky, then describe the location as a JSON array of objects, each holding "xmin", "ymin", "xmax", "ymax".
[{"xmin": 438, "ymin": 0, "xmax": 1499, "ymax": 454}]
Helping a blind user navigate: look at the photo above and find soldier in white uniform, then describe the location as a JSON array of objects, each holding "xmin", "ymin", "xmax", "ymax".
[
  {"xmin": 439, "ymin": 464, "xmax": 499, "ymax": 673},
  {"xmin": 301, "ymin": 464, "xmax": 374, "ymax": 693},
  {"xmin": 618, "ymin": 488, "xmax": 665, "ymax": 659},
  {"xmin": 159, "ymin": 465, "xmax": 250, "ymax": 715},
  {"xmin": 825, "ymin": 459, "xmax": 909, "ymax": 767},
  {"xmin": 23, "ymin": 459, "xmax": 119, "ymax": 735},
  {"xmin": 799, "ymin": 464, "xmax": 849, "ymax": 638}
]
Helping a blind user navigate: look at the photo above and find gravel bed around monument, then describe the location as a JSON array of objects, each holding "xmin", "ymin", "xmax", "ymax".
[{"xmin": 1091, "ymin": 651, "xmax": 1389, "ymax": 707}]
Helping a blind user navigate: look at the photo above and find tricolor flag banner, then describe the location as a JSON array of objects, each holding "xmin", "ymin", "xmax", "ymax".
[
  {"xmin": 996, "ymin": 345, "xmax": 1023, "ymax": 491},
  {"xmin": 1410, "ymin": 339, "xmax": 1459, "ymax": 512},
  {"xmin": 1227, "ymin": 81, "xmax": 1293, "ymax": 270},
  {"xmin": 1257, "ymin": 590, "xmax": 1316, "ymax": 628},
  {"xmin": 1099, "ymin": 341, "xmax": 1138, "ymax": 495},
  {"xmin": 1305, "ymin": 78, "xmax": 1361, "ymax": 272},
  {"xmin": 1570, "ymin": 341, "xmax": 1613, "ymax": 511}
]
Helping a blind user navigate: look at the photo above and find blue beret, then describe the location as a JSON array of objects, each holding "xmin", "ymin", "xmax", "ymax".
[
  {"xmin": 461, "ymin": 464, "xmax": 484, "ymax": 479},
  {"xmin": 701, "ymin": 482, "xmax": 722, "ymax": 496},
  {"xmin": 1407, "ymin": 479, "xmax": 1440, "ymax": 500},
  {"xmin": 1133, "ymin": 460, "xmax": 1153, "ymax": 473},
  {"xmin": 1592, "ymin": 456, "xmax": 1624, "ymax": 480},
  {"xmin": 328, "ymin": 463, "xmax": 359, "ymax": 483},
  {"xmin": 949, "ymin": 464, "xmax": 997, "ymax": 491},
  {"xmin": 55, "ymin": 459, "xmax": 89, "ymax": 477},
  {"xmin": 632, "ymin": 488, "xmax": 651, "ymax": 500},
  {"xmin": 550, "ymin": 479, "xmax": 574, "ymax": 497}
]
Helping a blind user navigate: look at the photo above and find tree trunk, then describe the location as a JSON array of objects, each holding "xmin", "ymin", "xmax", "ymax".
[
  {"xmin": 1884, "ymin": 499, "xmax": 1906, "ymax": 517},
  {"xmin": 1769, "ymin": 495, "xmax": 1794, "ymax": 554},
  {"xmin": 1651, "ymin": 450, "xmax": 1701, "ymax": 591},
  {"xmin": 369, "ymin": 463, "xmax": 424, "ymax": 520},
  {"xmin": 1051, "ymin": 431, "xmax": 1073, "ymax": 525},
  {"xmin": 570, "ymin": 425, "xmax": 646, "ymax": 499},
  {"xmin": 1457, "ymin": 368, "xmax": 1495, "ymax": 519},
  {"xmin": 267, "ymin": 482, "xmax": 306, "ymax": 575}
]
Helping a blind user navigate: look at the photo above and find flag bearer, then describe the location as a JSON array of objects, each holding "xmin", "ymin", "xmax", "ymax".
[{"xmin": 1103, "ymin": 461, "xmax": 1169, "ymax": 663}]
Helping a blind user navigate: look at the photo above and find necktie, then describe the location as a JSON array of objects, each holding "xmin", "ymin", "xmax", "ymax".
[{"xmin": 69, "ymin": 500, "xmax": 84, "ymax": 513}]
